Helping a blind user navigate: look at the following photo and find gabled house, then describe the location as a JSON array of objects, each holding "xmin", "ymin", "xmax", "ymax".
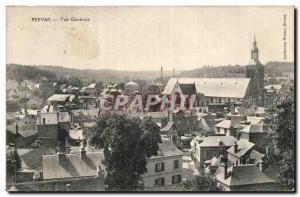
[
  {"xmin": 143, "ymin": 139, "xmax": 184, "ymax": 191},
  {"xmin": 160, "ymin": 122, "xmax": 181, "ymax": 148},
  {"xmin": 215, "ymin": 164, "xmax": 277, "ymax": 191}
]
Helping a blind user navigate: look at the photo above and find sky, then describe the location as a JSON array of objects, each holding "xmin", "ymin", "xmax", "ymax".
[{"xmin": 7, "ymin": 6, "xmax": 294, "ymax": 71}]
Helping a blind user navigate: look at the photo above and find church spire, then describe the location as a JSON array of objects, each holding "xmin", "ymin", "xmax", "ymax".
[{"xmin": 251, "ymin": 36, "xmax": 259, "ymax": 63}]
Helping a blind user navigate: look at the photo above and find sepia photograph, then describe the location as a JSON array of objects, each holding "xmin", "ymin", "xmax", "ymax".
[{"xmin": 5, "ymin": 6, "xmax": 295, "ymax": 192}]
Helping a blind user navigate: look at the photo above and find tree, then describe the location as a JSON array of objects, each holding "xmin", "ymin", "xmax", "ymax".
[
  {"xmin": 184, "ymin": 175, "xmax": 223, "ymax": 191},
  {"xmin": 69, "ymin": 76, "xmax": 82, "ymax": 87},
  {"xmin": 265, "ymin": 94, "xmax": 295, "ymax": 191},
  {"xmin": 89, "ymin": 114, "xmax": 161, "ymax": 191}
]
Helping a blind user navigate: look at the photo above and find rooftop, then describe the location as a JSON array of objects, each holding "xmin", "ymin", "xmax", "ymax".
[
  {"xmin": 199, "ymin": 136, "xmax": 237, "ymax": 147},
  {"xmin": 42, "ymin": 151, "xmax": 104, "ymax": 180},
  {"xmin": 163, "ymin": 78, "xmax": 250, "ymax": 98},
  {"xmin": 227, "ymin": 139, "xmax": 255, "ymax": 158},
  {"xmin": 215, "ymin": 164, "xmax": 274, "ymax": 186}
]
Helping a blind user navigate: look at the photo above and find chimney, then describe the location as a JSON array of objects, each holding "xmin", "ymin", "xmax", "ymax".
[
  {"xmin": 80, "ymin": 139, "xmax": 87, "ymax": 159},
  {"xmin": 220, "ymin": 155, "xmax": 228, "ymax": 179},
  {"xmin": 258, "ymin": 159, "xmax": 264, "ymax": 172},
  {"xmin": 234, "ymin": 141, "xmax": 238, "ymax": 153},
  {"xmin": 218, "ymin": 138, "xmax": 223, "ymax": 147},
  {"xmin": 57, "ymin": 152, "xmax": 66, "ymax": 163},
  {"xmin": 15, "ymin": 124, "xmax": 19, "ymax": 135},
  {"xmin": 161, "ymin": 66, "xmax": 164, "ymax": 82},
  {"xmin": 230, "ymin": 104, "xmax": 235, "ymax": 115},
  {"xmin": 235, "ymin": 132, "xmax": 240, "ymax": 140}
]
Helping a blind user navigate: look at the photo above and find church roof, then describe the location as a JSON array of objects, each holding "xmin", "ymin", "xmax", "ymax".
[{"xmin": 162, "ymin": 78, "xmax": 250, "ymax": 98}]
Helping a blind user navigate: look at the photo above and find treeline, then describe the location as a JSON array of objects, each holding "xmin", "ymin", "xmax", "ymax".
[
  {"xmin": 7, "ymin": 64, "xmax": 57, "ymax": 82},
  {"xmin": 178, "ymin": 61, "xmax": 294, "ymax": 78}
]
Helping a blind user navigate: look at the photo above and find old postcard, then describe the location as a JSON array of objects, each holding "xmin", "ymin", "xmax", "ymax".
[{"xmin": 6, "ymin": 6, "xmax": 295, "ymax": 192}]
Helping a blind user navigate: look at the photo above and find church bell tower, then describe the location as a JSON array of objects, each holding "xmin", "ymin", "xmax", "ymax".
[{"xmin": 245, "ymin": 36, "xmax": 264, "ymax": 106}]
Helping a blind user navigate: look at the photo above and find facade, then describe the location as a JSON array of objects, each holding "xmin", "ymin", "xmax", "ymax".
[
  {"xmin": 142, "ymin": 139, "xmax": 184, "ymax": 191},
  {"xmin": 193, "ymin": 136, "xmax": 237, "ymax": 166},
  {"xmin": 36, "ymin": 112, "xmax": 58, "ymax": 146}
]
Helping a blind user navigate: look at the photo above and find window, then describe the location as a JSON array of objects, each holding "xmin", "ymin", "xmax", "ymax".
[
  {"xmin": 172, "ymin": 175, "xmax": 181, "ymax": 184},
  {"xmin": 173, "ymin": 160, "xmax": 179, "ymax": 170},
  {"xmin": 155, "ymin": 162, "xmax": 165, "ymax": 172},
  {"xmin": 224, "ymin": 128, "xmax": 227, "ymax": 134},
  {"xmin": 154, "ymin": 178, "xmax": 165, "ymax": 186},
  {"xmin": 210, "ymin": 98, "xmax": 213, "ymax": 103},
  {"xmin": 218, "ymin": 98, "xmax": 222, "ymax": 103},
  {"xmin": 42, "ymin": 118, "xmax": 46, "ymax": 124}
]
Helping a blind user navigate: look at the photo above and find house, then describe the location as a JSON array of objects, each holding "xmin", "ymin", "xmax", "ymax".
[
  {"xmin": 160, "ymin": 122, "xmax": 181, "ymax": 148},
  {"xmin": 26, "ymin": 97, "xmax": 44, "ymax": 109},
  {"xmin": 36, "ymin": 112, "xmax": 58, "ymax": 146},
  {"xmin": 239, "ymin": 124, "xmax": 271, "ymax": 153},
  {"xmin": 214, "ymin": 118, "xmax": 242, "ymax": 137},
  {"xmin": 226, "ymin": 140, "xmax": 267, "ymax": 169},
  {"xmin": 78, "ymin": 96, "xmax": 97, "ymax": 109},
  {"xmin": 58, "ymin": 112, "xmax": 71, "ymax": 130},
  {"xmin": 215, "ymin": 164, "xmax": 277, "ymax": 191},
  {"xmin": 70, "ymin": 109, "xmax": 99, "ymax": 125},
  {"xmin": 6, "ymin": 124, "xmax": 37, "ymax": 148},
  {"xmin": 171, "ymin": 110, "xmax": 200, "ymax": 135},
  {"xmin": 39, "ymin": 145, "xmax": 105, "ymax": 191},
  {"xmin": 8, "ymin": 86, "xmax": 32, "ymax": 101},
  {"xmin": 47, "ymin": 94, "xmax": 78, "ymax": 111},
  {"xmin": 143, "ymin": 139, "xmax": 184, "ymax": 191},
  {"xmin": 124, "ymin": 81, "xmax": 140, "ymax": 95},
  {"xmin": 20, "ymin": 146, "xmax": 56, "ymax": 171},
  {"xmin": 85, "ymin": 83, "xmax": 98, "ymax": 96},
  {"xmin": 193, "ymin": 136, "xmax": 237, "ymax": 168}
]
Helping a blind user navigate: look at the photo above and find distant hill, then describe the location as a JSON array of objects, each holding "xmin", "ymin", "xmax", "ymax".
[
  {"xmin": 7, "ymin": 64, "xmax": 57, "ymax": 83},
  {"xmin": 38, "ymin": 65, "xmax": 175, "ymax": 83},
  {"xmin": 7, "ymin": 61, "xmax": 294, "ymax": 84},
  {"xmin": 178, "ymin": 62, "xmax": 294, "ymax": 78}
]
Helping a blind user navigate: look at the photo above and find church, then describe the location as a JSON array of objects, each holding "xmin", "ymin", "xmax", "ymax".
[
  {"xmin": 245, "ymin": 37, "xmax": 265, "ymax": 107},
  {"xmin": 162, "ymin": 37, "xmax": 265, "ymax": 113}
]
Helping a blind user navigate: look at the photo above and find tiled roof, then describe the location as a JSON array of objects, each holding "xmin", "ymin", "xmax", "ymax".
[
  {"xmin": 20, "ymin": 147, "xmax": 56, "ymax": 170},
  {"xmin": 214, "ymin": 120, "xmax": 231, "ymax": 129},
  {"xmin": 199, "ymin": 136, "xmax": 237, "ymax": 147},
  {"xmin": 69, "ymin": 129, "xmax": 84, "ymax": 140},
  {"xmin": 150, "ymin": 139, "xmax": 183, "ymax": 159},
  {"xmin": 160, "ymin": 122, "xmax": 175, "ymax": 132},
  {"xmin": 87, "ymin": 83, "xmax": 97, "ymax": 89},
  {"xmin": 47, "ymin": 94, "xmax": 71, "ymax": 102},
  {"xmin": 6, "ymin": 124, "xmax": 37, "ymax": 138},
  {"xmin": 215, "ymin": 164, "xmax": 274, "ymax": 186},
  {"xmin": 162, "ymin": 78, "xmax": 250, "ymax": 98},
  {"xmin": 250, "ymin": 150, "xmax": 265, "ymax": 165},
  {"xmin": 240, "ymin": 124, "xmax": 264, "ymax": 133},
  {"xmin": 37, "ymin": 112, "xmax": 58, "ymax": 125},
  {"xmin": 227, "ymin": 139, "xmax": 255, "ymax": 158},
  {"xmin": 246, "ymin": 116, "xmax": 264, "ymax": 124},
  {"xmin": 42, "ymin": 151, "xmax": 104, "ymax": 180},
  {"xmin": 178, "ymin": 83, "xmax": 196, "ymax": 95}
]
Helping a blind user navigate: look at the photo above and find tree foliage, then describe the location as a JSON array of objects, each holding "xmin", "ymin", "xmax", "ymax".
[
  {"xmin": 184, "ymin": 175, "xmax": 223, "ymax": 191},
  {"xmin": 265, "ymin": 94, "xmax": 295, "ymax": 191},
  {"xmin": 89, "ymin": 113, "xmax": 161, "ymax": 191}
]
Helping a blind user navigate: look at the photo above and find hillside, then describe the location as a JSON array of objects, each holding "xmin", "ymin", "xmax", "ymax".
[
  {"xmin": 34, "ymin": 65, "xmax": 174, "ymax": 83},
  {"xmin": 178, "ymin": 62, "xmax": 294, "ymax": 78},
  {"xmin": 6, "ymin": 64, "xmax": 57, "ymax": 82},
  {"xmin": 7, "ymin": 61, "xmax": 294, "ymax": 84}
]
